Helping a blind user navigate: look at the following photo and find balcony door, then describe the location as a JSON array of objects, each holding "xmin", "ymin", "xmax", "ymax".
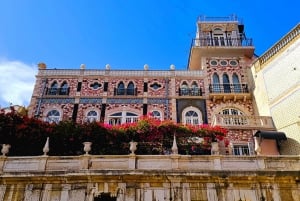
[
  {"xmin": 212, "ymin": 28, "xmax": 226, "ymax": 46},
  {"xmin": 232, "ymin": 73, "xmax": 241, "ymax": 92},
  {"xmin": 222, "ymin": 74, "xmax": 231, "ymax": 93}
]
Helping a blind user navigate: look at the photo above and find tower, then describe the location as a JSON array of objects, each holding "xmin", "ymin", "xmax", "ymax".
[{"xmin": 187, "ymin": 15, "xmax": 283, "ymax": 155}]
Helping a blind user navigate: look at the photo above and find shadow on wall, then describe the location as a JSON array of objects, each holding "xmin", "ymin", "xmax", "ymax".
[{"xmin": 280, "ymin": 138, "xmax": 300, "ymax": 155}]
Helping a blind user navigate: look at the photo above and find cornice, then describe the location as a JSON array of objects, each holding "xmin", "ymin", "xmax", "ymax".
[{"xmin": 254, "ymin": 23, "xmax": 300, "ymax": 73}]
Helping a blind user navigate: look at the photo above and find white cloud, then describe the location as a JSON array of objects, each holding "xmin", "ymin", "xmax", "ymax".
[{"xmin": 0, "ymin": 59, "xmax": 37, "ymax": 108}]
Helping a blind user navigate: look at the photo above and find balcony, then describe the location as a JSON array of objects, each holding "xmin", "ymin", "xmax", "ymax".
[
  {"xmin": 188, "ymin": 38, "xmax": 254, "ymax": 70},
  {"xmin": 45, "ymin": 87, "xmax": 70, "ymax": 96},
  {"xmin": 179, "ymin": 87, "xmax": 203, "ymax": 96},
  {"xmin": 114, "ymin": 88, "xmax": 137, "ymax": 96},
  {"xmin": 211, "ymin": 114, "xmax": 275, "ymax": 130},
  {"xmin": 198, "ymin": 15, "xmax": 240, "ymax": 22},
  {"xmin": 193, "ymin": 37, "xmax": 253, "ymax": 47},
  {"xmin": 208, "ymin": 84, "xmax": 250, "ymax": 102}
]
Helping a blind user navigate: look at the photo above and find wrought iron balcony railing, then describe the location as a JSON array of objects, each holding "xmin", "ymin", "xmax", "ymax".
[
  {"xmin": 211, "ymin": 114, "xmax": 275, "ymax": 130},
  {"xmin": 193, "ymin": 37, "xmax": 253, "ymax": 47},
  {"xmin": 209, "ymin": 84, "xmax": 249, "ymax": 93},
  {"xmin": 179, "ymin": 87, "xmax": 203, "ymax": 96},
  {"xmin": 114, "ymin": 88, "xmax": 138, "ymax": 96},
  {"xmin": 45, "ymin": 87, "xmax": 70, "ymax": 96},
  {"xmin": 198, "ymin": 15, "xmax": 239, "ymax": 22}
]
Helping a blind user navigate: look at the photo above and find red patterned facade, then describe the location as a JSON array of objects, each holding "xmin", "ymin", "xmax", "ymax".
[{"xmin": 28, "ymin": 16, "xmax": 279, "ymax": 156}]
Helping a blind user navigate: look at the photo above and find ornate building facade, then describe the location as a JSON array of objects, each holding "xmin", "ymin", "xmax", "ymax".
[
  {"xmin": 28, "ymin": 15, "xmax": 283, "ymax": 156},
  {"xmin": 0, "ymin": 15, "xmax": 297, "ymax": 201}
]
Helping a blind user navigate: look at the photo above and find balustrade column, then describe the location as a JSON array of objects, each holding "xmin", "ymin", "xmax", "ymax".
[
  {"xmin": 24, "ymin": 184, "xmax": 33, "ymax": 201},
  {"xmin": 182, "ymin": 183, "xmax": 191, "ymax": 201},
  {"xmin": 60, "ymin": 184, "xmax": 71, "ymax": 201},
  {"xmin": 0, "ymin": 185, "xmax": 6, "ymax": 201},
  {"xmin": 41, "ymin": 184, "xmax": 52, "ymax": 201},
  {"xmin": 207, "ymin": 183, "xmax": 218, "ymax": 201}
]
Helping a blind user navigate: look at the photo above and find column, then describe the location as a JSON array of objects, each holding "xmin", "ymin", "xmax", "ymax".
[
  {"xmin": 60, "ymin": 184, "xmax": 71, "ymax": 201},
  {"xmin": 0, "ymin": 185, "xmax": 6, "ymax": 201}
]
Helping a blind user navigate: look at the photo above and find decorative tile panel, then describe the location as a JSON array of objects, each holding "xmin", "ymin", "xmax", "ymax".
[
  {"xmin": 148, "ymin": 98, "xmax": 168, "ymax": 104},
  {"xmin": 107, "ymin": 98, "xmax": 143, "ymax": 104},
  {"xmin": 79, "ymin": 98, "xmax": 102, "ymax": 104},
  {"xmin": 40, "ymin": 98, "xmax": 75, "ymax": 104}
]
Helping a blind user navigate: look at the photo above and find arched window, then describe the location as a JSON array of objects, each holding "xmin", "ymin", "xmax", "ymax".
[
  {"xmin": 108, "ymin": 112, "xmax": 139, "ymax": 125},
  {"xmin": 212, "ymin": 73, "xmax": 220, "ymax": 92},
  {"xmin": 180, "ymin": 81, "xmax": 189, "ymax": 95},
  {"xmin": 60, "ymin": 82, "xmax": 69, "ymax": 95},
  {"xmin": 222, "ymin": 73, "xmax": 231, "ymax": 93},
  {"xmin": 125, "ymin": 112, "xmax": 139, "ymax": 123},
  {"xmin": 86, "ymin": 110, "xmax": 98, "ymax": 123},
  {"xmin": 221, "ymin": 108, "xmax": 243, "ymax": 115},
  {"xmin": 151, "ymin": 110, "xmax": 162, "ymax": 120},
  {"xmin": 191, "ymin": 81, "xmax": 200, "ymax": 96},
  {"xmin": 213, "ymin": 28, "xmax": 225, "ymax": 46},
  {"xmin": 108, "ymin": 112, "xmax": 122, "ymax": 125},
  {"xmin": 127, "ymin": 82, "xmax": 135, "ymax": 95},
  {"xmin": 49, "ymin": 82, "xmax": 58, "ymax": 95},
  {"xmin": 116, "ymin": 82, "xmax": 125, "ymax": 95},
  {"xmin": 182, "ymin": 107, "xmax": 203, "ymax": 125},
  {"xmin": 45, "ymin": 109, "xmax": 60, "ymax": 123},
  {"xmin": 232, "ymin": 73, "xmax": 241, "ymax": 92}
]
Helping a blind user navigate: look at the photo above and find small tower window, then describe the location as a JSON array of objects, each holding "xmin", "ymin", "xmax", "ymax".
[
  {"xmin": 220, "ymin": 60, "xmax": 228, "ymax": 66},
  {"xmin": 210, "ymin": 60, "xmax": 218, "ymax": 66}
]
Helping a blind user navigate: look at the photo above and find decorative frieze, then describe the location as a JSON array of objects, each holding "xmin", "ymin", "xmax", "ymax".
[
  {"xmin": 107, "ymin": 98, "xmax": 143, "ymax": 104},
  {"xmin": 79, "ymin": 98, "xmax": 102, "ymax": 104},
  {"xmin": 40, "ymin": 98, "xmax": 75, "ymax": 104},
  {"xmin": 147, "ymin": 98, "xmax": 168, "ymax": 104}
]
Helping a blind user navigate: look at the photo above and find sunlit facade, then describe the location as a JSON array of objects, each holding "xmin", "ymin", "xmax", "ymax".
[{"xmin": 7, "ymin": 15, "xmax": 297, "ymax": 201}]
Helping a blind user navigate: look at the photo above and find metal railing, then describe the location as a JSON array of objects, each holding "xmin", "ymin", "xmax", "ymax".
[
  {"xmin": 179, "ymin": 87, "xmax": 202, "ymax": 96},
  {"xmin": 114, "ymin": 88, "xmax": 138, "ymax": 96},
  {"xmin": 209, "ymin": 84, "xmax": 249, "ymax": 93},
  {"xmin": 198, "ymin": 15, "xmax": 239, "ymax": 22},
  {"xmin": 193, "ymin": 38, "xmax": 253, "ymax": 47},
  {"xmin": 45, "ymin": 87, "xmax": 70, "ymax": 95}
]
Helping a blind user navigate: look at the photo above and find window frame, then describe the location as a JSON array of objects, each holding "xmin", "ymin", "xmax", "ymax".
[
  {"xmin": 45, "ymin": 109, "xmax": 61, "ymax": 124},
  {"xmin": 85, "ymin": 110, "xmax": 99, "ymax": 123},
  {"xmin": 182, "ymin": 107, "xmax": 203, "ymax": 125},
  {"xmin": 108, "ymin": 111, "xmax": 139, "ymax": 125},
  {"xmin": 231, "ymin": 142, "xmax": 254, "ymax": 156},
  {"xmin": 151, "ymin": 110, "xmax": 162, "ymax": 121}
]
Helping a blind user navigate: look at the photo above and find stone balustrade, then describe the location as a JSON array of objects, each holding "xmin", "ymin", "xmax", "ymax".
[
  {"xmin": 38, "ymin": 69, "xmax": 205, "ymax": 77},
  {"xmin": 0, "ymin": 154, "xmax": 299, "ymax": 173},
  {"xmin": 211, "ymin": 114, "xmax": 275, "ymax": 130}
]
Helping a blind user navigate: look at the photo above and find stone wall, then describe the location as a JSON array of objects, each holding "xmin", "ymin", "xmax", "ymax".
[{"xmin": 0, "ymin": 155, "xmax": 299, "ymax": 201}]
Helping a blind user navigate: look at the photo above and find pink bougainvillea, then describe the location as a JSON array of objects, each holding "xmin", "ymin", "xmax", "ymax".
[{"xmin": 0, "ymin": 111, "xmax": 227, "ymax": 156}]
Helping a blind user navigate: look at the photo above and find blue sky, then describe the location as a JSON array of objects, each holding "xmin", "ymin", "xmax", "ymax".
[{"xmin": 0, "ymin": 0, "xmax": 299, "ymax": 107}]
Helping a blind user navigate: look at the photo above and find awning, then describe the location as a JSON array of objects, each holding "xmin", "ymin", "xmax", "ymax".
[{"xmin": 254, "ymin": 130, "xmax": 287, "ymax": 140}]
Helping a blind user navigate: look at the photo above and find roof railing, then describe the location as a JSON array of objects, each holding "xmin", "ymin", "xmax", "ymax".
[{"xmin": 198, "ymin": 14, "xmax": 242, "ymax": 23}]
